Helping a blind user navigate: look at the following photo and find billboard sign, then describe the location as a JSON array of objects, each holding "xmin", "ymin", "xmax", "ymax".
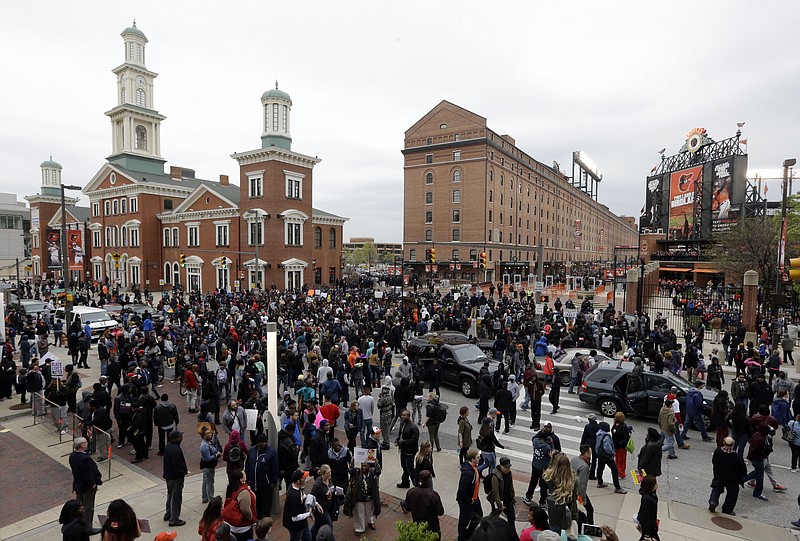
[
  {"xmin": 711, "ymin": 158, "xmax": 740, "ymax": 233},
  {"xmin": 668, "ymin": 166, "xmax": 702, "ymax": 240},
  {"xmin": 67, "ymin": 230, "xmax": 83, "ymax": 270},
  {"xmin": 46, "ymin": 229, "xmax": 62, "ymax": 270}
]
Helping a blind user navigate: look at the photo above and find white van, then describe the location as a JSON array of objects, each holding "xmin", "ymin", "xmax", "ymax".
[{"xmin": 54, "ymin": 306, "xmax": 118, "ymax": 339}]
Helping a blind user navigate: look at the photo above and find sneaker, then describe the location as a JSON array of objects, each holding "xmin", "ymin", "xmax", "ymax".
[
  {"xmin": 522, "ymin": 497, "xmax": 532, "ymax": 506},
  {"xmin": 754, "ymin": 494, "xmax": 769, "ymax": 501},
  {"xmin": 709, "ymin": 503, "xmax": 717, "ymax": 513},
  {"xmin": 668, "ymin": 455, "xmax": 678, "ymax": 459},
  {"xmin": 791, "ymin": 469, "xmax": 798, "ymax": 473},
  {"xmin": 116, "ymin": 444, "xmax": 124, "ymax": 449},
  {"xmin": 60, "ymin": 428, "xmax": 68, "ymax": 435},
  {"xmin": 614, "ymin": 488, "xmax": 627, "ymax": 494},
  {"xmin": 597, "ymin": 483, "xmax": 609, "ymax": 488},
  {"xmin": 792, "ymin": 520, "xmax": 800, "ymax": 529},
  {"xmin": 679, "ymin": 444, "xmax": 691, "ymax": 450},
  {"xmin": 703, "ymin": 437, "xmax": 714, "ymax": 442},
  {"xmin": 129, "ymin": 449, "xmax": 137, "ymax": 455},
  {"xmin": 774, "ymin": 485, "xmax": 788, "ymax": 492}
]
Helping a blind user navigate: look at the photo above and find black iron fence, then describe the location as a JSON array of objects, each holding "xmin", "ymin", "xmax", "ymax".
[{"xmin": 640, "ymin": 282, "xmax": 745, "ymax": 331}]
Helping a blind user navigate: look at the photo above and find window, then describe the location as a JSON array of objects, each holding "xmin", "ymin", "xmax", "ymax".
[
  {"xmin": 500, "ymin": 213, "xmax": 503, "ymax": 225},
  {"xmin": 440, "ymin": 123, "xmax": 447, "ymax": 129},
  {"xmin": 282, "ymin": 105, "xmax": 288, "ymax": 133},
  {"xmin": 173, "ymin": 262, "xmax": 180, "ymax": 287},
  {"xmin": 172, "ymin": 227, "xmax": 179, "ymax": 247},
  {"xmin": 286, "ymin": 176, "xmax": 302, "ymax": 199},
  {"xmin": 121, "ymin": 226, "xmax": 128, "ymax": 246},
  {"xmin": 104, "ymin": 201, "xmax": 111, "ymax": 216},
  {"xmin": 105, "ymin": 227, "xmax": 112, "ymax": 247},
  {"xmin": 273, "ymin": 103, "xmax": 279, "ymax": 132},
  {"xmin": 452, "ymin": 210, "xmax": 460, "ymax": 223},
  {"xmin": 130, "ymin": 197, "xmax": 138, "ymax": 213},
  {"xmin": 287, "ymin": 270, "xmax": 302, "ymax": 291},
  {"xmin": 425, "ymin": 192, "xmax": 433, "ymax": 204},
  {"xmin": 425, "ymin": 229, "xmax": 432, "ymax": 242},
  {"xmin": 489, "ymin": 190, "xmax": 493, "ymax": 203},
  {"xmin": 488, "ymin": 210, "xmax": 493, "ymax": 222},
  {"xmin": 163, "ymin": 228, "xmax": 171, "ymax": 247},
  {"xmin": 164, "ymin": 199, "xmax": 173, "ymax": 210},
  {"xmin": 112, "ymin": 226, "xmax": 119, "ymax": 247},
  {"xmin": 453, "ymin": 151, "xmax": 461, "ymax": 161},
  {"xmin": 130, "ymin": 228, "xmax": 139, "ymax": 247},
  {"xmin": 453, "ymin": 170, "xmax": 461, "ymax": 183},
  {"xmin": 286, "ymin": 223, "xmax": 301, "ymax": 246},
  {"xmin": 452, "ymin": 249, "xmax": 460, "ymax": 261},
  {"xmin": 164, "ymin": 263, "xmax": 172, "ymax": 284},
  {"xmin": 249, "ymin": 221, "xmax": 263, "ymax": 246},
  {"xmin": 217, "ymin": 266, "xmax": 230, "ymax": 291},
  {"xmin": 135, "ymin": 126, "xmax": 147, "ymax": 150},
  {"xmin": 120, "ymin": 198, "xmax": 127, "ymax": 214},
  {"xmin": 500, "ymin": 194, "xmax": 503, "ymax": 206},
  {"xmin": 93, "ymin": 262, "xmax": 102, "ymax": 281},
  {"xmin": 112, "ymin": 200, "xmax": 119, "ymax": 215},
  {"xmin": 500, "ymin": 174, "xmax": 504, "ymax": 186},
  {"xmin": 470, "ymin": 249, "xmax": 477, "ymax": 260},
  {"xmin": 425, "ymin": 211, "xmax": 432, "ymax": 224},
  {"xmin": 452, "ymin": 229, "xmax": 460, "ymax": 241},
  {"xmin": 136, "ymin": 88, "xmax": 146, "ymax": 107},
  {"xmin": 187, "ymin": 225, "xmax": 199, "ymax": 247},
  {"xmin": 92, "ymin": 203, "xmax": 99, "ymax": 217},
  {"xmin": 121, "ymin": 86, "xmax": 126, "ymax": 103},
  {"xmin": 216, "ymin": 224, "xmax": 229, "ymax": 246},
  {"xmin": 249, "ymin": 176, "xmax": 263, "ymax": 198},
  {"xmin": 329, "ymin": 228, "xmax": 336, "ymax": 248},
  {"xmin": 314, "ymin": 227, "xmax": 322, "ymax": 248},
  {"xmin": 454, "ymin": 134, "xmax": 461, "ymax": 141},
  {"xmin": 426, "ymin": 154, "xmax": 433, "ymax": 164},
  {"xmin": 425, "ymin": 172, "xmax": 433, "ymax": 184},
  {"xmin": 452, "ymin": 190, "xmax": 460, "ymax": 203},
  {"xmin": 427, "ymin": 138, "xmax": 432, "ymax": 144},
  {"xmin": 93, "ymin": 230, "xmax": 101, "ymax": 248},
  {"xmin": 409, "ymin": 249, "xmax": 416, "ymax": 262}
]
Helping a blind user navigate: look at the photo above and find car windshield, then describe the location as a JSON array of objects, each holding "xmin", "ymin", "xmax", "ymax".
[
  {"xmin": 660, "ymin": 371, "xmax": 691, "ymax": 392},
  {"xmin": 452, "ymin": 345, "xmax": 490, "ymax": 364},
  {"xmin": 88, "ymin": 311, "xmax": 113, "ymax": 323}
]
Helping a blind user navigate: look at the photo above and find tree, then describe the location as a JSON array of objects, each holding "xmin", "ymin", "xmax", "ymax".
[
  {"xmin": 707, "ymin": 216, "xmax": 779, "ymax": 296},
  {"xmin": 344, "ymin": 242, "xmax": 379, "ymax": 268}
]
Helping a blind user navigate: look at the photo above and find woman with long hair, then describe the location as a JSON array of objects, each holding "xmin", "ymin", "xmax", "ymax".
[
  {"xmin": 59, "ymin": 499, "xmax": 98, "ymax": 541},
  {"xmin": 637, "ymin": 475, "xmax": 660, "ymax": 540},
  {"xmin": 414, "ymin": 440, "xmax": 435, "ymax": 487},
  {"xmin": 457, "ymin": 406, "xmax": 473, "ymax": 463},
  {"xmin": 310, "ymin": 464, "xmax": 335, "ymax": 540},
  {"xmin": 100, "ymin": 499, "xmax": 141, "ymax": 541},
  {"xmin": 542, "ymin": 453, "xmax": 579, "ymax": 539},
  {"xmin": 343, "ymin": 400, "xmax": 362, "ymax": 453},
  {"xmin": 198, "ymin": 496, "xmax": 224, "ymax": 541},
  {"xmin": 611, "ymin": 411, "xmax": 631, "ymax": 480},
  {"xmin": 223, "ymin": 470, "xmax": 257, "ymax": 541}
]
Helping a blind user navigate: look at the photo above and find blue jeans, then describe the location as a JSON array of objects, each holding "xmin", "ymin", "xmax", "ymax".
[
  {"xmin": 681, "ymin": 413, "xmax": 709, "ymax": 440},
  {"xmin": 361, "ymin": 418, "xmax": 373, "ymax": 444},
  {"xmin": 521, "ymin": 388, "xmax": 531, "ymax": 409},
  {"xmin": 732, "ymin": 430, "xmax": 748, "ymax": 458},
  {"xmin": 568, "ymin": 376, "xmax": 580, "ymax": 394},
  {"xmin": 661, "ymin": 432, "xmax": 676, "ymax": 457},
  {"xmin": 478, "ymin": 451, "xmax": 496, "ymax": 476},
  {"xmin": 743, "ymin": 459, "xmax": 765, "ymax": 497},
  {"xmin": 289, "ymin": 525, "xmax": 312, "ymax": 541}
]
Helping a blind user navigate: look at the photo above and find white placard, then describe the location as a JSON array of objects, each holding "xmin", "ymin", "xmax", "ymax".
[
  {"xmin": 50, "ymin": 360, "xmax": 64, "ymax": 377},
  {"xmin": 564, "ymin": 308, "xmax": 578, "ymax": 320},
  {"xmin": 354, "ymin": 447, "xmax": 378, "ymax": 464},
  {"xmin": 245, "ymin": 409, "xmax": 259, "ymax": 431},
  {"xmin": 534, "ymin": 281, "xmax": 544, "ymax": 291},
  {"xmin": 40, "ymin": 351, "xmax": 60, "ymax": 366},
  {"xmin": 534, "ymin": 304, "xmax": 544, "ymax": 315},
  {"xmin": 205, "ymin": 360, "xmax": 220, "ymax": 373}
]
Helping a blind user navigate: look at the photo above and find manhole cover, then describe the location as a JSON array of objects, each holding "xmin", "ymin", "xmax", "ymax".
[
  {"xmin": 9, "ymin": 403, "xmax": 29, "ymax": 411},
  {"xmin": 711, "ymin": 516, "xmax": 743, "ymax": 531}
]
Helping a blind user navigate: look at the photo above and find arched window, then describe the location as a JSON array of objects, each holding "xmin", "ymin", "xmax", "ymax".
[
  {"xmin": 135, "ymin": 126, "xmax": 147, "ymax": 150},
  {"xmin": 121, "ymin": 86, "xmax": 126, "ymax": 103},
  {"xmin": 314, "ymin": 227, "xmax": 322, "ymax": 248},
  {"xmin": 173, "ymin": 262, "xmax": 180, "ymax": 287},
  {"xmin": 452, "ymin": 190, "xmax": 461, "ymax": 203},
  {"xmin": 425, "ymin": 172, "xmax": 433, "ymax": 184},
  {"xmin": 453, "ymin": 170, "xmax": 461, "ymax": 183},
  {"xmin": 112, "ymin": 226, "xmax": 119, "ymax": 247},
  {"xmin": 164, "ymin": 262, "xmax": 171, "ymax": 284},
  {"xmin": 105, "ymin": 227, "xmax": 111, "ymax": 246},
  {"xmin": 489, "ymin": 170, "xmax": 493, "ymax": 182},
  {"xmin": 136, "ymin": 88, "xmax": 146, "ymax": 107},
  {"xmin": 425, "ymin": 192, "xmax": 433, "ymax": 204},
  {"xmin": 329, "ymin": 228, "xmax": 336, "ymax": 248},
  {"xmin": 121, "ymin": 226, "xmax": 128, "ymax": 246}
]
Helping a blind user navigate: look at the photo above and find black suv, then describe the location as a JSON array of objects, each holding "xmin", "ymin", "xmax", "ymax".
[
  {"xmin": 406, "ymin": 333, "xmax": 497, "ymax": 397},
  {"xmin": 578, "ymin": 361, "xmax": 718, "ymax": 428}
]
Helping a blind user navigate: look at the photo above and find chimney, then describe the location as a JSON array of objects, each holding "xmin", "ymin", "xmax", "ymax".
[
  {"xmin": 170, "ymin": 166, "xmax": 182, "ymax": 180},
  {"xmin": 219, "ymin": 174, "xmax": 229, "ymax": 186}
]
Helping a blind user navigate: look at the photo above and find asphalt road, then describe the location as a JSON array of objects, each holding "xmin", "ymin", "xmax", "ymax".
[{"xmin": 421, "ymin": 374, "xmax": 800, "ymax": 528}]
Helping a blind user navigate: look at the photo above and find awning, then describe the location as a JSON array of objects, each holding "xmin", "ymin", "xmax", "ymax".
[
  {"xmin": 661, "ymin": 267, "xmax": 692, "ymax": 272},
  {"xmin": 693, "ymin": 268, "xmax": 722, "ymax": 274}
]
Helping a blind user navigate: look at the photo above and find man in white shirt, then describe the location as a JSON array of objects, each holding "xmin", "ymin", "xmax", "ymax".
[{"xmin": 358, "ymin": 387, "xmax": 375, "ymax": 445}]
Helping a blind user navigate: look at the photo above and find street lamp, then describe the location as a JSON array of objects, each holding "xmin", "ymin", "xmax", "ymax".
[{"xmin": 243, "ymin": 209, "xmax": 266, "ymax": 289}]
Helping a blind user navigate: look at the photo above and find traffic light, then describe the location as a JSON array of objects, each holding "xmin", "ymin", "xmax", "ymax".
[
  {"xmin": 221, "ymin": 256, "xmax": 227, "ymax": 269},
  {"xmin": 180, "ymin": 253, "xmax": 186, "ymax": 268},
  {"xmin": 479, "ymin": 252, "xmax": 487, "ymax": 269},
  {"xmin": 540, "ymin": 295, "xmax": 549, "ymax": 303},
  {"xmin": 430, "ymin": 247, "xmax": 436, "ymax": 264},
  {"xmin": 790, "ymin": 258, "xmax": 800, "ymax": 280}
]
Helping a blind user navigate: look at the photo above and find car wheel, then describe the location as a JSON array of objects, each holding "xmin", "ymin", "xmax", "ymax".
[
  {"xmin": 598, "ymin": 398, "xmax": 619, "ymax": 417},
  {"xmin": 559, "ymin": 371, "xmax": 571, "ymax": 387},
  {"xmin": 460, "ymin": 378, "xmax": 476, "ymax": 398}
]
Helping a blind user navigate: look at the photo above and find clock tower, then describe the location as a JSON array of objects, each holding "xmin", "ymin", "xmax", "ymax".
[{"xmin": 104, "ymin": 21, "xmax": 167, "ymax": 175}]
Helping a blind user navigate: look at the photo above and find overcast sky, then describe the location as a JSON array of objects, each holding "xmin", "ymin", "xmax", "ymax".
[{"xmin": 2, "ymin": 1, "xmax": 799, "ymax": 242}]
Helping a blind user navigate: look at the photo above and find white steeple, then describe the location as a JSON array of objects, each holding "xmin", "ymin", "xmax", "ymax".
[{"xmin": 260, "ymin": 81, "xmax": 292, "ymax": 150}]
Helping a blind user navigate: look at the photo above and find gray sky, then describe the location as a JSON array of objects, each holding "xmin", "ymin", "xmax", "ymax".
[{"xmin": 2, "ymin": 1, "xmax": 799, "ymax": 242}]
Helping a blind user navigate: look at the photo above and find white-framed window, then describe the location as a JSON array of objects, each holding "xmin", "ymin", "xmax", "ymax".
[
  {"xmin": 187, "ymin": 266, "xmax": 201, "ymax": 292},
  {"xmin": 172, "ymin": 227, "xmax": 179, "ymax": 247},
  {"xmin": 453, "ymin": 229, "xmax": 460, "ymax": 241},
  {"xmin": 453, "ymin": 151, "xmax": 461, "ymax": 161},
  {"xmin": 453, "ymin": 170, "xmax": 461, "ymax": 183},
  {"xmin": 129, "ymin": 197, "xmax": 138, "ymax": 213},
  {"xmin": 249, "ymin": 268, "xmax": 264, "ymax": 289},
  {"xmin": 425, "ymin": 229, "xmax": 432, "ymax": 241},
  {"xmin": 104, "ymin": 201, "xmax": 111, "ymax": 216},
  {"xmin": 105, "ymin": 227, "xmax": 112, "ymax": 247},
  {"xmin": 92, "ymin": 230, "xmax": 101, "ymax": 248},
  {"xmin": 409, "ymin": 249, "xmax": 416, "ymax": 262},
  {"xmin": 248, "ymin": 173, "xmax": 263, "ymax": 198},
  {"xmin": 453, "ymin": 210, "xmax": 460, "ymax": 223},
  {"xmin": 135, "ymin": 126, "xmax": 147, "ymax": 149},
  {"xmin": 425, "ymin": 172, "xmax": 433, "ymax": 184},
  {"xmin": 453, "ymin": 190, "xmax": 461, "ymax": 203},
  {"xmin": 112, "ymin": 200, "xmax": 119, "ymax": 215},
  {"xmin": 216, "ymin": 223, "xmax": 229, "ymax": 246},
  {"xmin": 120, "ymin": 198, "xmax": 127, "ymax": 214},
  {"xmin": 425, "ymin": 192, "xmax": 433, "ymax": 204},
  {"xmin": 121, "ymin": 225, "xmax": 128, "ymax": 246},
  {"xmin": 163, "ymin": 228, "xmax": 171, "ymax": 247},
  {"xmin": 287, "ymin": 270, "xmax": 302, "ymax": 290},
  {"xmin": 163, "ymin": 262, "xmax": 172, "ymax": 284},
  {"xmin": 92, "ymin": 203, "xmax": 99, "ymax": 217},
  {"xmin": 32, "ymin": 232, "xmax": 39, "ymax": 249},
  {"xmin": 130, "ymin": 264, "xmax": 140, "ymax": 288},
  {"xmin": 329, "ymin": 228, "xmax": 336, "ymax": 248},
  {"xmin": 425, "ymin": 211, "xmax": 432, "ymax": 224},
  {"xmin": 286, "ymin": 222, "xmax": 301, "ymax": 246},
  {"xmin": 112, "ymin": 226, "xmax": 119, "ymax": 247},
  {"xmin": 173, "ymin": 262, "xmax": 180, "ymax": 287},
  {"xmin": 187, "ymin": 225, "xmax": 200, "ymax": 247},
  {"xmin": 93, "ymin": 262, "xmax": 102, "ymax": 281},
  {"xmin": 452, "ymin": 249, "xmax": 460, "ymax": 260},
  {"xmin": 217, "ymin": 267, "xmax": 230, "ymax": 291},
  {"xmin": 130, "ymin": 228, "xmax": 139, "ymax": 247},
  {"xmin": 136, "ymin": 88, "xmax": 146, "ymax": 107},
  {"xmin": 249, "ymin": 221, "xmax": 263, "ymax": 246}
]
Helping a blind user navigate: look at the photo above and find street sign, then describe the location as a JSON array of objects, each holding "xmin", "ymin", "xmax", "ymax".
[
  {"xmin": 535, "ymin": 304, "xmax": 544, "ymax": 315},
  {"xmin": 112, "ymin": 252, "xmax": 121, "ymax": 261},
  {"xmin": 534, "ymin": 281, "xmax": 544, "ymax": 291}
]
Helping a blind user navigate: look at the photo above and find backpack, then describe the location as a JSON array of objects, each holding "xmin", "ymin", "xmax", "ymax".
[
  {"xmin": 228, "ymin": 443, "xmax": 243, "ymax": 464},
  {"xmin": 475, "ymin": 435, "xmax": 485, "ymax": 451},
  {"xmin": 597, "ymin": 433, "xmax": 614, "ymax": 460},
  {"xmin": 483, "ymin": 470, "xmax": 496, "ymax": 495},
  {"xmin": 433, "ymin": 402, "xmax": 448, "ymax": 424}
]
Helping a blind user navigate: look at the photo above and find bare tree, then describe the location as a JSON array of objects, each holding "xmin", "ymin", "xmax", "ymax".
[{"xmin": 708, "ymin": 217, "xmax": 779, "ymax": 295}]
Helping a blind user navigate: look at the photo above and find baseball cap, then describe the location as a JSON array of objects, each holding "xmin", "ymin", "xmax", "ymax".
[
  {"xmin": 291, "ymin": 470, "xmax": 310, "ymax": 483},
  {"xmin": 488, "ymin": 408, "xmax": 498, "ymax": 416},
  {"xmin": 542, "ymin": 421, "xmax": 552, "ymax": 428},
  {"xmin": 499, "ymin": 457, "xmax": 512, "ymax": 467},
  {"xmin": 587, "ymin": 413, "xmax": 597, "ymax": 421},
  {"xmin": 372, "ymin": 426, "xmax": 382, "ymax": 436},
  {"xmin": 154, "ymin": 533, "xmax": 177, "ymax": 541}
]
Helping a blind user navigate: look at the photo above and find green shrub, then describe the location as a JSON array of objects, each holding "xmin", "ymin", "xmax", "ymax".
[{"xmin": 395, "ymin": 519, "xmax": 439, "ymax": 541}]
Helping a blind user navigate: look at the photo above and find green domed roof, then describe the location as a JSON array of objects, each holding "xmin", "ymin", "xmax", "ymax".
[
  {"xmin": 122, "ymin": 21, "xmax": 147, "ymax": 40},
  {"xmin": 40, "ymin": 157, "xmax": 62, "ymax": 170},
  {"xmin": 262, "ymin": 82, "xmax": 291, "ymax": 101}
]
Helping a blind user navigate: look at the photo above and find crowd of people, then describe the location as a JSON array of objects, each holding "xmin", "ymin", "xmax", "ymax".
[{"xmin": 5, "ymin": 276, "xmax": 797, "ymax": 541}]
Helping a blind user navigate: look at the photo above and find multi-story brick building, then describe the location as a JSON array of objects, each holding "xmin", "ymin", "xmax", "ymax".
[
  {"xmin": 402, "ymin": 101, "xmax": 637, "ymax": 283},
  {"xmin": 26, "ymin": 22, "xmax": 346, "ymax": 293}
]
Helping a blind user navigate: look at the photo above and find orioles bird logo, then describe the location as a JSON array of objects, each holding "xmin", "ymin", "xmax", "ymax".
[{"xmin": 677, "ymin": 172, "xmax": 694, "ymax": 193}]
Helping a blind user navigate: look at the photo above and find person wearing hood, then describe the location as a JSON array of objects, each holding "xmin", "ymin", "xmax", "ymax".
[
  {"xmin": 781, "ymin": 333, "xmax": 795, "ymax": 366},
  {"xmin": 743, "ymin": 422, "xmax": 772, "ymax": 500},
  {"xmin": 580, "ymin": 413, "xmax": 600, "ymax": 479},
  {"xmin": 322, "ymin": 371, "xmax": 343, "ymax": 406},
  {"xmin": 637, "ymin": 427, "xmax": 664, "ymax": 478},
  {"xmin": 493, "ymin": 380, "xmax": 514, "ymax": 433},
  {"xmin": 533, "ymin": 336, "xmax": 548, "ymax": 359},
  {"xmin": 397, "ymin": 356, "xmax": 413, "ymax": 381},
  {"xmin": 277, "ymin": 422, "xmax": 300, "ymax": 489},
  {"xmin": 773, "ymin": 370, "xmax": 795, "ymax": 397},
  {"xmin": 221, "ymin": 400, "xmax": 247, "ymax": 436},
  {"xmin": 246, "ymin": 432, "xmax": 279, "ymax": 519},
  {"xmin": 522, "ymin": 422, "xmax": 556, "ymax": 506},
  {"xmin": 222, "ymin": 430, "xmax": 248, "ymax": 481},
  {"xmin": 681, "ymin": 380, "xmax": 713, "ymax": 442},
  {"xmin": 317, "ymin": 359, "xmax": 333, "ymax": 397},
  {"xmin": 455, "ymin": 449, "xmax": 482, "ymax": 541},
  {"xmin": 377, "ymin": 383, "xmax": 396, "ymax": 449},
  {"xmin": 595, "ymin": 421, "xmax": 626, "ymax": 494},
  {"xmin": 709, "ymin": 436, "xmax": 748, "ymax": 515}
]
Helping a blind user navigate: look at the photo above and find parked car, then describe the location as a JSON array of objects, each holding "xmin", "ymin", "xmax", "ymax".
[
  {"xmin": 102, "ymin": 302, "xmax": 123, "ymax": 320},
  {"xmin": 54, "ymin": 306, "xmax": 118, "ymax": 339},
  {"xmin": 427, "ymin": 330, "xmax": 495, "ymax": 355},
  {"xmin": 14, "ymin": 299, "xmax": 48, "ymax": 319},
  {"xmin": 122, "ymin": 303, "xmax": 165, "ymax": 326},
  {"xmin": 553, "ymin": 349, "xmax": 612, "ymax": 386},
  {"xmin": 578, "ymin": 360, "xmax": 718, "ymax": 429},
  {"xmin": 405, "ymin": 334, "xmax": 497, "ymax": 397}
]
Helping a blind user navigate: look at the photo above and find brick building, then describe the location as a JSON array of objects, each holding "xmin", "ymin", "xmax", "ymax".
[
  {"xmin": 26, "ymin": 23, "xmax": 346, "ymax": 293},
  {"xmin": 402, "ymin": 101, "xmax": 637, "ymax": 283}
]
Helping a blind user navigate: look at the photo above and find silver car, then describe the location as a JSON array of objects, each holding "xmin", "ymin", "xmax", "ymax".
[{"xmin": 553, "ymin": 348, "xmax": 612, "ymax": 386}]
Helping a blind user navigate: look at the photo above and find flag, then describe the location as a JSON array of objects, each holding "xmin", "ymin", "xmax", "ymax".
[
  {"xmin": 640, "ymin": 205, "xmax": 645, "ymax": 215},
  {"xmin": 739, "ymin": 138, "xmax": 748, "ymax": 145}
]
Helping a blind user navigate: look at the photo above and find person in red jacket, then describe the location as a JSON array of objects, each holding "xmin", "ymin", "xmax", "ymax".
[
  {"xmin": 184, "ymin": 364, "xmax": 200, "ymax": 413},
  {"xmin": 743, "ymin": 423, "xmax": 772, "ymax": 500}
]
